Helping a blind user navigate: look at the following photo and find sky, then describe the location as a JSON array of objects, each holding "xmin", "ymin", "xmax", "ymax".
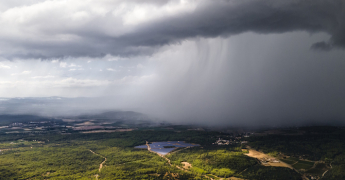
[{"xmin": 0, "ymin": 0, "xmax": 345, "ymax": 126}]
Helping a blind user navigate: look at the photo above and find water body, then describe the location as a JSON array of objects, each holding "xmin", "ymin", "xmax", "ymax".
[
  {"xmin": 135, "ymin": 145, "xmax": 148, "ymax": 148},
  {"xmin": 135, "ymin": 141, "xmax": 199, "ymax": 155}
]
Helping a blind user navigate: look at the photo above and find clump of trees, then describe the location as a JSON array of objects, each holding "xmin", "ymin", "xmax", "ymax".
[
  {"xmin": 167, "ymin": 146, "xmax": 257, "ymax": 177},
  {"xmin": 240, "ymin": 166, "xmax": 302, "ymax": 180}
]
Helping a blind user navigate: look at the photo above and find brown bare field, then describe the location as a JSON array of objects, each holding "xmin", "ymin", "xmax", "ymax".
[
  {"xmin": 75, "ymin": 121, "xmax": 96, "ymax": 126},
  {"xmin": 114, "ymin": 129, "xmax": 134, "ymax": 132},
  {"xmin": 82, "ymin": 130, "xmax": 117, "ymax": 133},
  {"xmin": 245, "ymin": 149, "xmax": 292, "ymax": 169},
  {"xmin": 81, "ymin": 129, "xmax": 134, "ymax": 133},
  {"xmin": 246, "ymin": 149, "xmax": 266, "ymax": 158},
  {"xmin": 73, "ymin": 126, "xmax": 104, "ymax": 130},
  {"xmin": 266, "ymin": 162, "xmax": 292, "ymax": 168}
]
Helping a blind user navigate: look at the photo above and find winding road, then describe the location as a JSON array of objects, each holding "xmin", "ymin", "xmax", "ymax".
[
  {"xmin": 89, "ymin": 149, "xmax": 107, "ymax": 172},
  {"xmin": 89, "ymin": 149, "xmax": 107, "ymax": 180}
]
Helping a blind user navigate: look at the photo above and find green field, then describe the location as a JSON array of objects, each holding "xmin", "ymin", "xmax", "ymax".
[
  {"xmin": 280, "ymin": 158, "xmax": 315, "ymax": 170},
  {"xmin": 280, "ymin": 158, "xmax": 297, "ymax": 165},
  {"xmin": 306, "ymin": 163, "xmax": 328, "ymax": 175},
  {"xmin": 167, "ymin": 146, "xmax": 257, "ymax": 178},
  {"xmin": 292, "ymin": 163, "xmax": 313, "ymax": 170},
  {"xmin": 291, "ymin": 160, "xmax": 314, "ymax": 170},
  {"xmin": 241, "ymin": 166, "xmax": 302, "ymax": 180}
]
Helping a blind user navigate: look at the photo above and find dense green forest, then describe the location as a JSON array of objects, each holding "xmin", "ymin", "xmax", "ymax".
[
  {"xmin": 0, "ymin": 127, "xmax": 307, "ymax": 180},
  {"xmin": 167, "ymin": 146, "xmax": 302, "ymax": 180},
  {"xmin": 240, "ymin": 166, "xmax": 302, "ymax": 180},
  {"xmin": 167, "ymin": 146, "xmax": 257, "ymax": 177},
  {"xmin": 0, "ymin": 130, "xmax": 213, "ymax": 179}
]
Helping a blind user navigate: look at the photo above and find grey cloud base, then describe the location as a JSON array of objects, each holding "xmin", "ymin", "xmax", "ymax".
[{"xmin": 0, "ymin": 0, "xmax": 344, "ymax": 60}]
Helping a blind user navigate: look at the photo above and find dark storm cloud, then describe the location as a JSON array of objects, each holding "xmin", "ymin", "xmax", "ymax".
[
  {"xmin": 123, "ymin": 0, "xmax": 344, "ymax": 50},
  {"xmin": 0, "ymin": 0, "xmax": 344, "ymax": 59},
  {"xmin": 311, "ymin": 41, "xmax": 332, "ymax": 51},
  {"xmin": 98, "ymin": 31, "xmax": 344, "ymax": 127}
]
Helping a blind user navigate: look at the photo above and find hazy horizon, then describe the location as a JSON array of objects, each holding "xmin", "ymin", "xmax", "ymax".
[{"xmin": 0, "ymin": 0, "xmax": 345, "ymax": 127}]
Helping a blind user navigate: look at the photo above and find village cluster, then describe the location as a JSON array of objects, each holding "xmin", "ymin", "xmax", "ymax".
[{"xmin": 213, "ymin": 136, "xmax": 249, "ymax": 145}]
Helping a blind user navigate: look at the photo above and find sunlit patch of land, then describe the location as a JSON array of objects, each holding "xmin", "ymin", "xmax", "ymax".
[
  {"xmin": 75, "ymin": 121, "xmax": 96, "ymax": 126},
  {"xmin": 181, "ymin": 162, "xmax": 192, "ymax": 169},
  {"xmin": 245, "ymin": 148, "xmax": 292, "ymax": 169}
]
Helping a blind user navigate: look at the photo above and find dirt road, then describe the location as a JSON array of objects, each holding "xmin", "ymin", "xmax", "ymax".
[{"xmin": 89, "ymin": 149, "xmax": 107, "ymax": 172}]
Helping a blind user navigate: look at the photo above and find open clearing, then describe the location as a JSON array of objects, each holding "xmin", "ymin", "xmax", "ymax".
[
  {"xmin": 181, "ymin": 162, "xmax": 192, "ymax": 169},
  {"xmin": 245, "ymin": 149, "xmax": 292, "ymax": 169}
]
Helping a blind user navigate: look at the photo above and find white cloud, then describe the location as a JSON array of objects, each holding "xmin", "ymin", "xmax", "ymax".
[
  {"xmin": 68, "ymin": 68, "xmax": 83, "ymax": 71},
  {"xmin": 54, "ymin": 78, "xmax": 111, "ymax": 87},
  {"xmin": 0, "ymin": 77, "xmax": 110, "ymax": 88},
  {"xmin": 118, "ymin": 74, "xmax": 156, "ymax": 85},
  {"xmin": 60, "ymin": 62, "xmax": 67, "ymax": 68},
  {"xmin": 107, "ymin": 68, "xmax": 116, "ymax": 71},
  {"xmin": 122, "ymin": 1, "xmax": 197, "ymax": 26},
  {"xmin": 136, "ymin": 63, "xmax": 145, "ymax": 69},
  {"xmin": 11, "ymin": 71, "xmax": 31, "ymax": 76},
  {"xmin": 68, "ymin": 63, "xmax": 81, "ymax": 67},
  {"xmin": 0, "ymin": 63, "xmax": 10, "ymax": 69},
  {"xmin": 31, "ymin": 75, "xmax": 55, "ymax": 79},
  {"xmin": 60, "ymin": 62, "xmax": 81, "ymax": 69}
]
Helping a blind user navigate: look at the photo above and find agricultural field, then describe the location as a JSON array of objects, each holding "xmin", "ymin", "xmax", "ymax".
[
  {"xmin": 292, "ymin": 160, "xmax": 314, "ymax": 170},
  {"xmin": 306, "ymin": 163, "xmax": 329, "ymax": 176},
  {"xmin": 280, "ymin": 158, "xmax": 296, "ymax": 165},
  {"xmin": 280, "ymin": 157, "xmax": 315, "ymax": 170}
]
